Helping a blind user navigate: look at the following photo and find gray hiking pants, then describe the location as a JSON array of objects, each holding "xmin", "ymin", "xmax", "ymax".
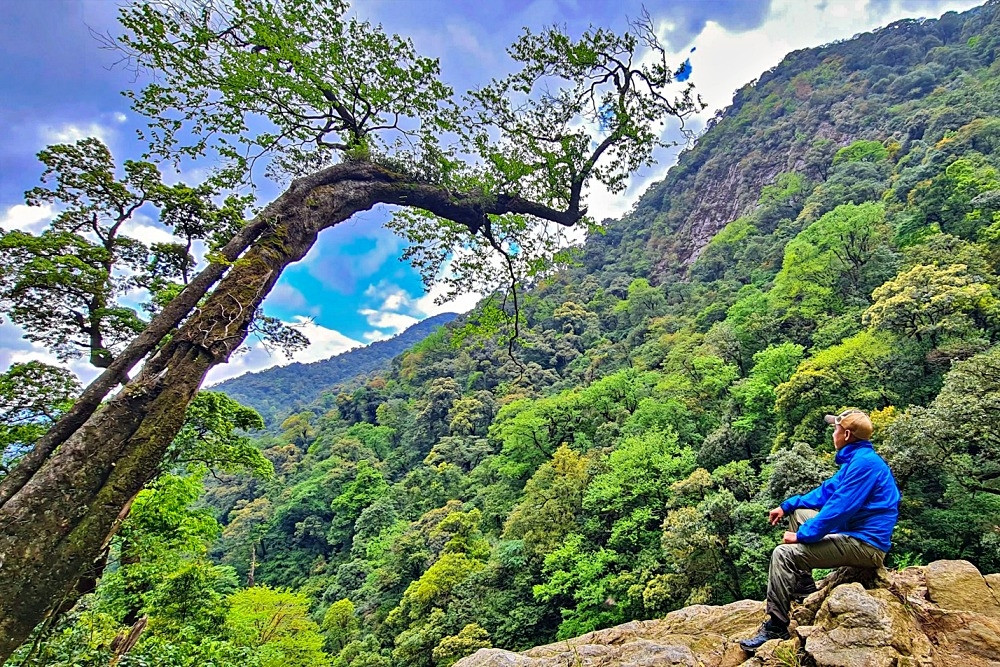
[{"xmin": 765, "ymin": 509, "xmax": 886, "ymax": 624}]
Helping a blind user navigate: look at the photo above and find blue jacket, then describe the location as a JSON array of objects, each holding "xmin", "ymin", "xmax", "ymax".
[{"xmin": 780, "ymin": 441, "xmax": 900, "ymax": 552}]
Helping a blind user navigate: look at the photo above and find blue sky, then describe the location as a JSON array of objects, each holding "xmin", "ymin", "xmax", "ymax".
[{"xmin": 0, "ymin": 0, "xmax": 983, "ymax": 384}]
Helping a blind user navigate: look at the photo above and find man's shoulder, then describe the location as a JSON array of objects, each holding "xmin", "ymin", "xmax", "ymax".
[
  {"xmin": 854, "ymin": 446, "xmax": 893, "ymax": 473},
  {"xmin": 845, "ymin": 444, "xmax": 886, "ymax": 467}
]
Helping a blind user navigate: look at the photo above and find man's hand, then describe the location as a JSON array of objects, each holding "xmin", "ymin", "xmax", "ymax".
[
  {"xmin": 783, "ymin": 531, "xmax": 798, "ymax": 544},
  {"xmin": 768, "ymin": 506, "xmax": 785, "ymax": 526}
]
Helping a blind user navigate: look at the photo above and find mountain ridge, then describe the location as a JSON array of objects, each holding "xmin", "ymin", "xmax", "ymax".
[
  {"xmin": 211, "ymin": 312, "xmax": 458, "ymax": 424},
  {"xmin": 588, "ymin": 0, "xmax": 1000, "ymax": 280}
]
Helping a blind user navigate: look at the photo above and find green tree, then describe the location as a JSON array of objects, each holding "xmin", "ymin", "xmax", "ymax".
[
  {"xmin": 0, "ymin": 1, "xmax": 702, "ymax": 648},
  {"xmin": 489, "ymin": 394, "xmax": 583, "ymax": 481},
  {"xmin": 281, "ymin": 412, "xmax": 316, "ymax": 449},
  {"xmin": 226, "ymin": 587, "xmax": 329, "ymax": 667},
  {"xmin": 0, "ymin": 139, "xmax": 266, "ymax": 369},
  {"xmin": 502, "ymin": 445, "xmax": 590, "ymax": 560},
  {"xmin": 386, "ymin": 554, "xmax": 486, "ymax": 665},
  {"xmin": 332, "ymin": 635, "xmax": 391, "ymax": 667},
  {"xmin": 583, "ymin": 428, "xmax": 696, "ymax": 553},
  {"xmin": 769, "ymin": 202, "xmax": 896, "ymax": 327},
  {"xmin": 728, "ymin": 343, "xmax": 806, "ymax": 455},
  {"xmin": 773, "ymin": 331, "xmax": 898, "ymax": 447},
  {"xmin": 328, "ymin": 460, "xmax": 390, "ymax": 549},
  {"xmin": 322, "ymin": 599, "xmax": 360, "ymax": 653},
  {"xmin": 613, "ymin": 278, "xmax": 667, "ymax": 327},
  {"xmin": 656, "ymin": 466, "xmax": 773, "ymax": 609},
  {"xmin": 99, "ymin": 473, "xmax": 222, "ymax": 625},
  {"xmin": 884, "ymin": 346, "xmax": 1000, "ymax": 495},
  {"xmin": 221, "ymin": 497, "xmax": 274, "ymax": 585},
  {"xmin": 168, "ymin": 391, "xmax": 272, "ymax": 477},
  {"xmin": 909, "ymin": 154, "xmax": 1000, "ymax": 239},
  {"xmin": 832, "ymin": 139, "xmax": 889, "ymax": 165},
  {"xmin": 0, "ymin": 362, "xmax": 80, "ymax": 479},
  {"xmin": 864, "ymin": 263, "xmax": 999, "ymax": 346},
  {"xmin": 432, "ymin": 623, "xmax": 491, "ymax": 667}
]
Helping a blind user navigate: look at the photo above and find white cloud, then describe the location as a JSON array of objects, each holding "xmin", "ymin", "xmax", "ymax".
[
  {"xmin": 39, "ymin": 122, "xmax": 114, "ymax": 145},
  {"xmin": 412, "ymin": 275, "xmax": 482, "ymax": 318},
  {"xmin": 0, "ymin": 203, "xmax": 54, "ymax": 234},
  {"xmin": 446, "ymin": 22, "xmax": 494, "ymax": 64},
  {"xmin": 113, "ymin": 112, "xmax": 128, "ymax": 124},
  {"xmin": 287, "ymin": 317, "xmax": 363, "ymax": 363},
  {"xmin": 0, "ymin": 323, "xmax": 99, "ymax": 386},
  {"xmin": 359, "ymin": 308, "xmax": 420, "ymax": 334},
  {"xmin": 129, "ymin": 221, "xmax": 180, "ymax": 246},
  {"xmin": 205, "ymin": 317, "xmax": 362, "ymax": 384},
  {"xmin": 660, "ymin": 0, "xmax": 982, "ymax": 118},
  {"xmin": 363, "ymin": 267, "xmax": 482, "ymax": 323},
  {"xmin": 362, "ymin": 330, "xmax": 393, "ymax": 343},
  {"xmin": 161, "ymin": 164, "xmax": 214, "ymax": 187},
  {"xmin": 264, "ymin": 283, "xmax": 308, "ymax": 312},
  {"xmin": 357, "ymin": 232, "xmax": 405, "ymax": 275}
]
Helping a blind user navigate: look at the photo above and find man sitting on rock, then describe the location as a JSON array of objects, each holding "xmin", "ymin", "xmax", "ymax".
[{"xmin": 739, "ymin": 409, "xmax": 901, "ymax": 653}]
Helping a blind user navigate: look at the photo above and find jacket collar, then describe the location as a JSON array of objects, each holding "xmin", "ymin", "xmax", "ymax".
[{"xmin": 836, "ymin": 440, "xmax": 873, "ymax": 465}]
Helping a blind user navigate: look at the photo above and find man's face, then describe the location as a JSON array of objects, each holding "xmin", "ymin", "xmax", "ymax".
[{"xmin": 832, "ymin": 424, "xmax": 849, "ymax": 450}]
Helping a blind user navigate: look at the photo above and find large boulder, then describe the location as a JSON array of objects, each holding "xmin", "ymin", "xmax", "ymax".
[
  {"xmin": 924, "ymin": 559, "xmax": 1000, "ymax": 618},
  {"xmin": 455, "ymin": 560, "xmax": 1000, "ymax": 667},
  {"xmin": 797, "ymin": 583, "xmax": 933, "ymax": 666},
  {"xmin": 455, "ymin": 600, "xmax": 764, "ymax": 667}
]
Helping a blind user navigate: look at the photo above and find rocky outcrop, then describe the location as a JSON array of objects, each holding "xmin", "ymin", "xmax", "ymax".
[{"xmin": 455, "ymin": 560, "xmax": 1000, "ymax": 667}]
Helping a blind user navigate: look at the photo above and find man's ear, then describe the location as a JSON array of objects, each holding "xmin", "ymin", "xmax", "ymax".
[{"xmin": 844, "ymin": 428, "xmax": 853, "ymax": 443}]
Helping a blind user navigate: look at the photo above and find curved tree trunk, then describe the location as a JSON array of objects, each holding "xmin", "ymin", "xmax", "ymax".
[
  {"xmin": 0, "ymin": 161, "xmax": 578, "ymax": 659},
  {"xmin": 0, "ymin": 165, "xmax": 373, "ymax": 657},
  {"xmin": 0, "ymin": 211, "xmax": 272, "ymax": 509}
]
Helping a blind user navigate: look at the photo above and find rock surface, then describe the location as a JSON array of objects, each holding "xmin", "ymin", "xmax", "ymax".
[
  {"xmin": 924, "ymin": 559, "xmax": 1000, "ymax": 618},
  {"xmin": 454, "ymin": 560, "xmax": 1000, "ymax": 667}
]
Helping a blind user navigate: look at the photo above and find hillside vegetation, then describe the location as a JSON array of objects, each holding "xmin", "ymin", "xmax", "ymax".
[
  {"xmin": 213, "ymin": 313, "xmax": 457, "ymax": 426},
  {"xmin": 9, "ymin": 2, "xmax": 1000, "ymax": 666}
]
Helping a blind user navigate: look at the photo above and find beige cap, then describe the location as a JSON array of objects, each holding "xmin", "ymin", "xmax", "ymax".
[{"xmin": 824, "ymin": 409, "xmax": 874, "ymax": 440}]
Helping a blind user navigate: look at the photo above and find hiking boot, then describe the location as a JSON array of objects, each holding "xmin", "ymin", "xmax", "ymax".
[
  {"xmin": 793, "ymin": 577, "xmax": 818, "ymax": 602},
  {"xmin": 738, "ymin": 616, "xmax": 790, "ymax": 653}
]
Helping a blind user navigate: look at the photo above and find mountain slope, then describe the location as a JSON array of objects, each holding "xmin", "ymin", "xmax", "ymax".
[
  {"xmin": 219, "ymin": 3, "xmax": 999, "ymax": 661},
  {"xmin": 212, "ymin": 312, "xmax": 457, "ymax": 424},
  {"xmin": 583, "ymin": 0, "xmax": 1000, "ymax": 281}
]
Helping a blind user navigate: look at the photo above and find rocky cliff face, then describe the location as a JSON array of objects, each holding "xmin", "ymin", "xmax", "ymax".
[
  {"xmin": 592, "ymin": 0, "xmax": 1000, "ymax": 279},
  {"xmin": 455, "ymin": 560, "xmax": 1000, "ymax": 667}
]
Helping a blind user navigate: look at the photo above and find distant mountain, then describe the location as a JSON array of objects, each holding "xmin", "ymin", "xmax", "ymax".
[{"xmin": 211, "ymin": 312, "xmax": 458, "ymax": 425}]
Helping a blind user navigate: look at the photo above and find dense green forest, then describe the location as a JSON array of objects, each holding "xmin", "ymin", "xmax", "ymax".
[
  {"xmin": 3, "ymin": 1, "xmax": 1000, "ymax": 665},
  {"xmin": 214, "ymin": 313, "xmax": 457, "ymax": 426}
]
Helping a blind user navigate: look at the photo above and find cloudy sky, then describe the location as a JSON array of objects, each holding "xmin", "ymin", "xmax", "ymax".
[{"xmin": 0, "ymin": 0, "xmax": 983, "ymax": 384}]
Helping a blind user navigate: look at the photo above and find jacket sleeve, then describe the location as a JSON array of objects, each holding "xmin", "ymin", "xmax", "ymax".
[
  {"xmin": 781, "ymin": 474, "xmax": 836, "ymax": 514},
  {"xmin": 794, "ymin": 459, "xmax": 879, "ymax": 543}
]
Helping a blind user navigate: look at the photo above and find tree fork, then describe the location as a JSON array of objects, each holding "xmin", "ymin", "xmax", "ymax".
[
  {"xmin": 0, "ymin": 214, "xmax": 269, "ymax": 508},
  {"xmin": 0, "ymin": 162, "xmax": 366, "ymax": 509}
]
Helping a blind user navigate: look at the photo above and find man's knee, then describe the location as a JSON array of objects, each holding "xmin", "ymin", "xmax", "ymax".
[
  {"xmin": 771, "ymin": 543, "xmax": 798, "ymax": 567},
  {"xmin": 789, "ymin": 508, "xmax": 817, "ymax": 531},
  {"xmin": 771, "ymin": 544, "xmax": 803, "ymax": 571}
]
